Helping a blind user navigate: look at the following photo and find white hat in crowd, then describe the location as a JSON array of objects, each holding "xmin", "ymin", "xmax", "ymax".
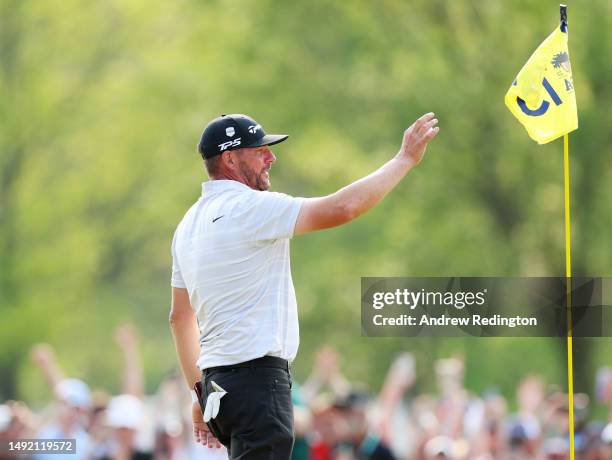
[
  {"xmin": 0, "ymin": 405, "xmax": 11, "ymax": 432},
  {"xmin": 55, "ymin": 379, "xmax": 92, "ymax": 409},
  {"xmin": 106, "ymin": 394, "xmax": 144, "ymax": 430},
  {"xmin": 602, "ymin": 423, "xmax": 612, "ymax": 444}
]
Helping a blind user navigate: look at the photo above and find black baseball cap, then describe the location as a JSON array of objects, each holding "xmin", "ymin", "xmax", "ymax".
[{"xmin": 198, "ymin": 114, "xmax": 289, "ymax": 159}]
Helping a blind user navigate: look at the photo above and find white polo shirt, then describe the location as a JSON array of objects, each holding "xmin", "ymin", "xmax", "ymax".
[{"xmin": 171, "ymin": 180, "xmax": 304, "ymax": 370}]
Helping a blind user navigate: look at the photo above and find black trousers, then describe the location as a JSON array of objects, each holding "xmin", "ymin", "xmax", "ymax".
[{"xmin": 200, "ymin": 356, "xmax": 295, "ymax": 460}]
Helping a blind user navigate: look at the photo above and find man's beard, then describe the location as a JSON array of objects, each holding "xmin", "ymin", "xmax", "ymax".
[{"xmin": 238, "ymin": 161, "xmax": 270, "ymax": 191}]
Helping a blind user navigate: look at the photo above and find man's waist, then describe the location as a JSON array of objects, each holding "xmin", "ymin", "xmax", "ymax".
[{"xmin": 203, "ymin": 355, "xmax": 290, "ymax": 375}]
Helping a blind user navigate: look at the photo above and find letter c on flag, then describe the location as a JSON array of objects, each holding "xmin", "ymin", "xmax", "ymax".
[{"xmin": 516, "ymin": 77, "xmax": 563, "ymax": 117}]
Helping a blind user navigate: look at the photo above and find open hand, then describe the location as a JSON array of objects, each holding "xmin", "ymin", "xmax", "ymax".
[
  {"xmin": 313, "ymin": 346, "xmax": 341, "ymax": 383},
  {"xmin": 30, "ymin": 343, "xmax": 55, "ymax": 367},
  {"xmin": 397, "ymin": 112, "xmax": 439, "ymax": 166},
  {"xmin": 114, "ymin": 323, "xmax": 138, "ymax": 348}
]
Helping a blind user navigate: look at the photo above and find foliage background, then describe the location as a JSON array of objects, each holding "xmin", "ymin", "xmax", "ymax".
[{"xmin": 1, "ymin": 0, "xmax": 610, "ymax": 416}]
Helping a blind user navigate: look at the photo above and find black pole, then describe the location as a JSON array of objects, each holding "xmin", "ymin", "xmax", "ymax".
[{"xmin": 560, "ymin": 4, "xmax": 568, "ymax": 32}]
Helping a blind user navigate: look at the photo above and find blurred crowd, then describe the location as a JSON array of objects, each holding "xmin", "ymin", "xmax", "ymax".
[
  {"xmin": 1, "ymin": 328, "xmax": 611, "ymax": 460},
  {"xmin": 293, "ymin": 348, "xmax": 612, "ymax": 460}
]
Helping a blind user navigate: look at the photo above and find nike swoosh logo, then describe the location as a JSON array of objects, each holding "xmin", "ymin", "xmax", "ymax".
[{"xmin": 212, "ymin": 215, "xmax": 225, "ymax": 223}]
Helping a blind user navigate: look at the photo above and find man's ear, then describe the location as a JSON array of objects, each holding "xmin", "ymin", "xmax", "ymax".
[
  {"xmin": 225, "ymin": 149, "xmax": 243, "ymax": 169},
  {"xmin": 219, "ymin": 151, "xmax": 233, "ymax": 169}
]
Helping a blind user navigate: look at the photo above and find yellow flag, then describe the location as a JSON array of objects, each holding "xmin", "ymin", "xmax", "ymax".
[{"xmin": 505, "ymin": 24, "xmax": 578, "ymax": 144}]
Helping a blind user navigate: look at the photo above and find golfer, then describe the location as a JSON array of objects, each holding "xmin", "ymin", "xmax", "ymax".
[{"xmin": 170, "ymin": 112, "xmax": 439, "ymax": 459}]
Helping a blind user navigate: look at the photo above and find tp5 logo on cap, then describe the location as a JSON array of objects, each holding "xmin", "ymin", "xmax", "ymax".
[
  {"xmin": 198, "ymin": 114, "xmax": 289, "ymax": 159},
  {"xmin": 218, "ymin": 138, "xmax": 241, "ymax": 151}
]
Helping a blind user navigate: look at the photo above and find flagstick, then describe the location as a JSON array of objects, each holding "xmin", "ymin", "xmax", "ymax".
[{"xmin": 563, "ymin": 132, "xmax": 575, "ymax": 459}]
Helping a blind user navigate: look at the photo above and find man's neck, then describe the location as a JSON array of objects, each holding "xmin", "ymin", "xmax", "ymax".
[{"xmin": 212, "ymin": 171, "xmax": 243, "ymax": 183}]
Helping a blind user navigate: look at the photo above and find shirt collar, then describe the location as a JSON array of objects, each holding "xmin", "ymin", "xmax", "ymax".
[{"xmin": 201, "ymin": 179, "xmax": 251, "ymax": 197}]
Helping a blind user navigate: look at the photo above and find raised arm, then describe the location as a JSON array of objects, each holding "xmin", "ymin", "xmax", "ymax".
[
  {"xmin": 378, "ymin": 353, "xmax": 416, "ymax": 444},
  {"xmin": 294, "ymin": 112, "xmax": 438, "ymax": 235},
  {"xmin": 114, "ymin": 323, "xmax": 144, "ymax": 398},
  {"xmin": 302, "ymin": 346, "xmax": 349, "ymax": 403},
  {"xmin": 30, "ymin": 343, "xmax": 66, "ymax": 390}
]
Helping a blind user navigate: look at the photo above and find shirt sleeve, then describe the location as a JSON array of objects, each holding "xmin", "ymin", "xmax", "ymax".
[
  {"xmin": 237, "ymin": 191, "xmax": 304, "ymax": 241},
  {"xmin": 171, "ymin": 230, "xmax": 187, "ymax": 289}
]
